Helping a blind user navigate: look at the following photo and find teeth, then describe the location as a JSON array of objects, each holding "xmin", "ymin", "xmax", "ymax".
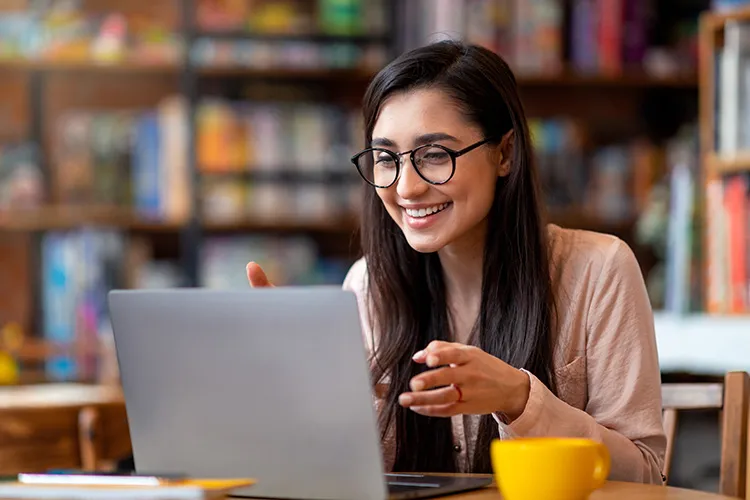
[{"xmin": 406, "ymin": 203, "xmax": 449, "ymax": 218}]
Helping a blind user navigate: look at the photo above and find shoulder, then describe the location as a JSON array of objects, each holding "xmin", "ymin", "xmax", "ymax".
[
  {"xmin": 546, "ymin": 223, "xmax": 643, "ymax": 308},
  {"xmin": 342, "ymin": 256, "xmax": 368, "ymax": 295},
  {"xmin": 547, "ymin": 223, "xmax": 634, "ymax": 278},
  {"xmin": 546, "ymin": 224, "xmax": 650, "ymax": 355},
  {"xmin": 342, "ymin": 257, "xmax": 375, "ymax": 352}
]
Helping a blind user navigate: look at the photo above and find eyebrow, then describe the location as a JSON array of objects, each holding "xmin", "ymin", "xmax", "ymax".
[
  {"xmin": 415, "ymin": 132, "xmax": 460, "ymax": 145},
  {"xmin": 371, "ymin": 132, "xmax": 460, "ymax": 149},
  {"xmin": 371, "ymin": 137, "xmax": 395, "ymax": 148}
]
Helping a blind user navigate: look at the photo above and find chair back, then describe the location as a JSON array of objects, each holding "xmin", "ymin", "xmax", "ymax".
[{"xmin": 661, "ymin": 371, "xmax": 750, "ymax": 498}]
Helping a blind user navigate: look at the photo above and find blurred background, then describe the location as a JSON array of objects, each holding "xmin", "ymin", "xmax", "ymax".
[{"xmin": 0, "ymin": 0, "xmax": 747, "ymax": 491}]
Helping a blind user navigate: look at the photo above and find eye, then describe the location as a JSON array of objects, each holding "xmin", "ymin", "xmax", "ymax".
[
  {"xmin": 419, "ymin": 148, "xmax": 451, "ymax": 165},
  {"xmin": 375, "ymin": 153, "xmax": 396, "ymax": 167}
]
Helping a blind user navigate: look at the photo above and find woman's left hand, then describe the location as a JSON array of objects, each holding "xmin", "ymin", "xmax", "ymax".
[{"xmin": 398, "ymin": 340, "xmax": 531, "ymax": 420}]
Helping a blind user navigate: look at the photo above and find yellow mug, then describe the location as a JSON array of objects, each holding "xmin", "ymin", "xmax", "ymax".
[{"xmin": 490, "ymin": 437, "xmax": 610, "ymax": 500}]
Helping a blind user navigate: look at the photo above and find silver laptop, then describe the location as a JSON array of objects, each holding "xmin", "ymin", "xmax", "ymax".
[{"xmin": 108, "ymin": 288, "xmax": 491, "ymax": 500}]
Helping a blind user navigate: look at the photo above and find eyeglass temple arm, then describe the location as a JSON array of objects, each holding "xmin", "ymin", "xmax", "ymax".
[{"xmin": 454, "ymin": 138, "xmax": 491, "ymax": 157}]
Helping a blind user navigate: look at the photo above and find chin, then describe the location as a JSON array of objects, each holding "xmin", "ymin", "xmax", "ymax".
[{"xmin": 401, "ymin": 232, "xmax": 447, "ymax": 254}]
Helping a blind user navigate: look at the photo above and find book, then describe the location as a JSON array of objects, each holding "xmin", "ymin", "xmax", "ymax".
[{"xmin": 0, "ymin": 478, "xmax": 255, "ymax": 500}]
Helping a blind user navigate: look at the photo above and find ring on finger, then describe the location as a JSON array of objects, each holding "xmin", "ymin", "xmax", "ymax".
[{"xmin": 452, "ymin": 383, "xmax": 463, "ymax": 402}]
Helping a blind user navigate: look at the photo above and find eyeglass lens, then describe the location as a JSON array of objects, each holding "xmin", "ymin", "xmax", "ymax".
[{"xmin": 355, "ymin": 145, "xmax": 454, "ymax": 187}]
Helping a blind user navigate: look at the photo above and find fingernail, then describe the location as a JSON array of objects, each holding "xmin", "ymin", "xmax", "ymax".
[
  {"xmin": 412, "ymin": 350, "xmax": 425, "ymax": 360},
  {"xmin": 411, "ymin": 380, "xmax": 425, "ymax": 391},
  {"xmin": 426, "ymin": 355, "xmax": 438, "ymax": 367},
  {"xmin": 399, "ymin": 394, "xmax": 413, "ymax": 406}
]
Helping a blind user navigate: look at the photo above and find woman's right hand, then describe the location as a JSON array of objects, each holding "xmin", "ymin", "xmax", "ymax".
[{"xmin": 246, "ymin": 262, "xmax": 275, "ymax": 287}]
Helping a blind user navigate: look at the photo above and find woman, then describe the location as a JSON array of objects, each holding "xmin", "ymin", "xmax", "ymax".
[{"xmin": 246, "ymin": 40, "xmax": 666, "ymax": 484}]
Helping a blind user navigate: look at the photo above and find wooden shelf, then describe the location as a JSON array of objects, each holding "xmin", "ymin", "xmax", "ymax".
[
  {"xmin": 706, "ymin": 152, "xmax": 750, "ymax": 175},
  {"xmin": 0, "ymin": 58, "xmax": 698, "ymax": 88},
  {"xmin": 516, "ymin": 71, "xmax": 697, "ymax": 88},
  {"xmin": 0, "ymin": 58, "xmax": 378, "ymax": 80},
  {"xmin": 704, "ymin": 6, "xmax": 750, "ymax": 31},
  {"xmin": 195, "ymin": 30, "xmax": 390, "ymax": 44},
  {"xmin": 195, "ymin": 66, "xmax": 378, "ymax": 80},
  {"xmin": 0, "ymin": 206, "xmax": 363, "ymax": 233},
  {"xmin": 0, "ymin": 205, "xmax": 637, "ymax": 234},
  {"xmin": 202, "ymin": 216, "xmax": 359, "ymax": 233},
  {"xmin": 0, "ymin": 207, "xmax": 186, "ymax": 232},
  {"xmin": 0, "ymin": 58, "xmax": 180, "ymax": 74}
]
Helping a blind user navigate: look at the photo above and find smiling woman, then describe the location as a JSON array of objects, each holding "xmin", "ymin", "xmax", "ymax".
[
  {"xmin": 355, "ymin": 89, "xmax": 512, "ymax": 255},
  {"xmin": 247, "ymin": 40, "xmax": 666, "ymax": 485}
]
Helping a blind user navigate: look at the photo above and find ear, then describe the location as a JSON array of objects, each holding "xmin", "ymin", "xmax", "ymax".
[{"xmin": 496, "ymin": 130, "xmax": 514, "ymax": 177}]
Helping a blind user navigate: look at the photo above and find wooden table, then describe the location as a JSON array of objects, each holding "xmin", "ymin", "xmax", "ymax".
[
  {"xmin": 423, "ymin": 479, "xmax": 739, "ymax": 499},
  {"xmin": 222, "ymin": 477, "xmax": 738, "ymax": 499},
  {"xmin": 0, "ymin": 383, "xmax": 130, "ymax": 473},
  {"xmin": 0, "ymin": 383, "xmax": 123, "ymax": 410}
]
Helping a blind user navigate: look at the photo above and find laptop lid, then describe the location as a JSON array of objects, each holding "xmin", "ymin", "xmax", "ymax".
[{"xmin": 108, "ymin": 287, "xmax": 388, "ymax": 500}]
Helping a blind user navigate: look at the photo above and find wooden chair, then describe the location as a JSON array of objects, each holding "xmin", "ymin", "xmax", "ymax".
[
  {"xmin": 77, "ymin": 403, "xmax": 132, "ymax": 471},
  {"xmin": 0, "ymin": 384, "xmax": 131, "ymax": 473},
  {"xmin": 661, "ymin": 371, "xmax": 750, "ymax": 498}
]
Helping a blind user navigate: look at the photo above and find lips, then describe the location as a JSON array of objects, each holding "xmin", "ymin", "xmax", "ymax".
[
  {"xmin": 401, "ymin": 202, "xmax": 452, "ymax": 230},
  {"xmin": 403, "ymin": 202, "xmax": 450, "ymax": 218}
]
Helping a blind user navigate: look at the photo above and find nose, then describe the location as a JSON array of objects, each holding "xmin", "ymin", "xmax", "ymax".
[{"xmin": 395, "ymin": 156, "xmax": 429, "ymax": 200}]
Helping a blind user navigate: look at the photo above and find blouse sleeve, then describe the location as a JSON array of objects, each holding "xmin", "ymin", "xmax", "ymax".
[{"xmin": 499, "ymin": 239, "xmax": 666, "ymax": 484}]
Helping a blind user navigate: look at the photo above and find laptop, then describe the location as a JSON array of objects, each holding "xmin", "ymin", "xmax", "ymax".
[{"xmin": 108, "ymin": 288, "xmax": 492, "ymax": 500}]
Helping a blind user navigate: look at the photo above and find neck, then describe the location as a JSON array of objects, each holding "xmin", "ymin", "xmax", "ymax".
[{"xmin": 438, "ymin": 221, "xmax": 487, "ymax": 319}]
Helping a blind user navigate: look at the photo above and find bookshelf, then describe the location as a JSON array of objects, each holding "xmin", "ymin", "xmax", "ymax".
[
  {"xmin": 0, "ymin": 0, "xmax": 710, "ymax": 383},
  {"xmin": 0, "ymin": 0, "xmax": 397, "ymax": 384},
  {"xmin": 698, "ymin": 5, "xmax": 750, "ymax": 315}
]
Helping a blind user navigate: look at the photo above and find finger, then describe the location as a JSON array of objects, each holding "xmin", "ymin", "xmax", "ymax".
[
  {"xmin": 412, "ymin": 341, "xmax": 460, "ymax": 363},
  {"xmin": 399, "ymin": 385, "xmax": 460, "ymax": 407},
  {"xmin": 424, "ymin": 340, "xmax": 456, "ymax": 351},
  {"xmin": 410, "ymin": 366, "xmax": 464, "ymax": 392},
  {"xmin": 412, "ymin": 350, "xmax": 428, "ymax": 363},
  {"xmin": 422, "ymin": 346, "xmax": 473, "ymax": 368},
  {"xmin": 409, "ymin": 403, "xmax": 460, "ymax": 418},
  {"xmin": 246, "ymin": 262, "xmax": 274, "ymax": 288}
]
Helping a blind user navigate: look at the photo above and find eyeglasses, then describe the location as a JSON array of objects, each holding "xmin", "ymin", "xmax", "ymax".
[{"xmin": 350, "ymin": 138, "xmax": 490, "ymax": 188}]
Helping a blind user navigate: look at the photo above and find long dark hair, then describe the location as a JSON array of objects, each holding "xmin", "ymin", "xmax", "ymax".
[{"xmin": 359, "ymin": 40, "xmax": 557, "ymax": 474}]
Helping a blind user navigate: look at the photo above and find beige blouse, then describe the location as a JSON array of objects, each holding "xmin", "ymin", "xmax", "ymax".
[{"xmin": 342, "ymin": 224, "xmax": 666, "ymax": 484}]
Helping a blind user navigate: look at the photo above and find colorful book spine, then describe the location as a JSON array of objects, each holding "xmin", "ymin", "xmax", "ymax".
[
  {"xmin": 598, "ymin": 0, "xmax": 623, "ymax": 75},
  {"xmin": 42, "ymin": 233, "xmax": 76, "ymax": 381},
  {"xmin": 622, "ymin": 0, "xmax": 649, "ymax": 66},
  {"xmin": 132, "ymin": 112, "xmax": 162, "ymax": 218},
  {"xmin": 570, "ymin": 0, "xmax": 598, "ymax": 73},
  {"xmin": 725, "ymin": 175, "xmax": 749, "ymax": 313}
]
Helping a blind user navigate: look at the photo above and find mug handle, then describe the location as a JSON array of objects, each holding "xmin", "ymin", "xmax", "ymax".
[{"xmin": 591, "ymin": 443, "xmax": 611, "ymax": 489}]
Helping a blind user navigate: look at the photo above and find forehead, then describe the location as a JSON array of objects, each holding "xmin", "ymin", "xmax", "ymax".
[{"xmin": 372, "ymin": 88, "xmax": 475, "ymax": 143}]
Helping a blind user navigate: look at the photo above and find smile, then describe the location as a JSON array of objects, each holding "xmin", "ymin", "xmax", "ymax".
[{"xmin": 404, "ymin": 203, "xmax": 451, "ymax": 219}]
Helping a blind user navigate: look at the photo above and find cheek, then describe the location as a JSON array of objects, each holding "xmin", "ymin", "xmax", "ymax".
[
  {"xmin": 375, "ymin": 188, "xmax": 391, "ymax": 207},
  {"xmin": 475, "ymin": 181, "xmax": 498, "ymax": 213},
  {"xmin": 452, "ymin": 172, "xmax": 497, "ymax": 215},
  {"xmin": 376, "ymin": 188, "xmax": 402, "ymax": 219}
]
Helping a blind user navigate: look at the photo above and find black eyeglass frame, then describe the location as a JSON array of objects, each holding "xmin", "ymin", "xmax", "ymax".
[{"xmin": 350, "ymin": 138, "xmax": 491, "ymax": 188}]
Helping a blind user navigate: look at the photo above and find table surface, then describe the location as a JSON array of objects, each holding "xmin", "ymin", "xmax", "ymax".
[
  {"xmin": 225, "ymin": 478, "xmax": 738, "ymax": 499},
  {"xmin": 427, "ymin": 479, "xmax": 738, "ymax": 499},
  {"xmin": 0, "ymin": 383, "xmax": 123, "ymax": 410}
]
